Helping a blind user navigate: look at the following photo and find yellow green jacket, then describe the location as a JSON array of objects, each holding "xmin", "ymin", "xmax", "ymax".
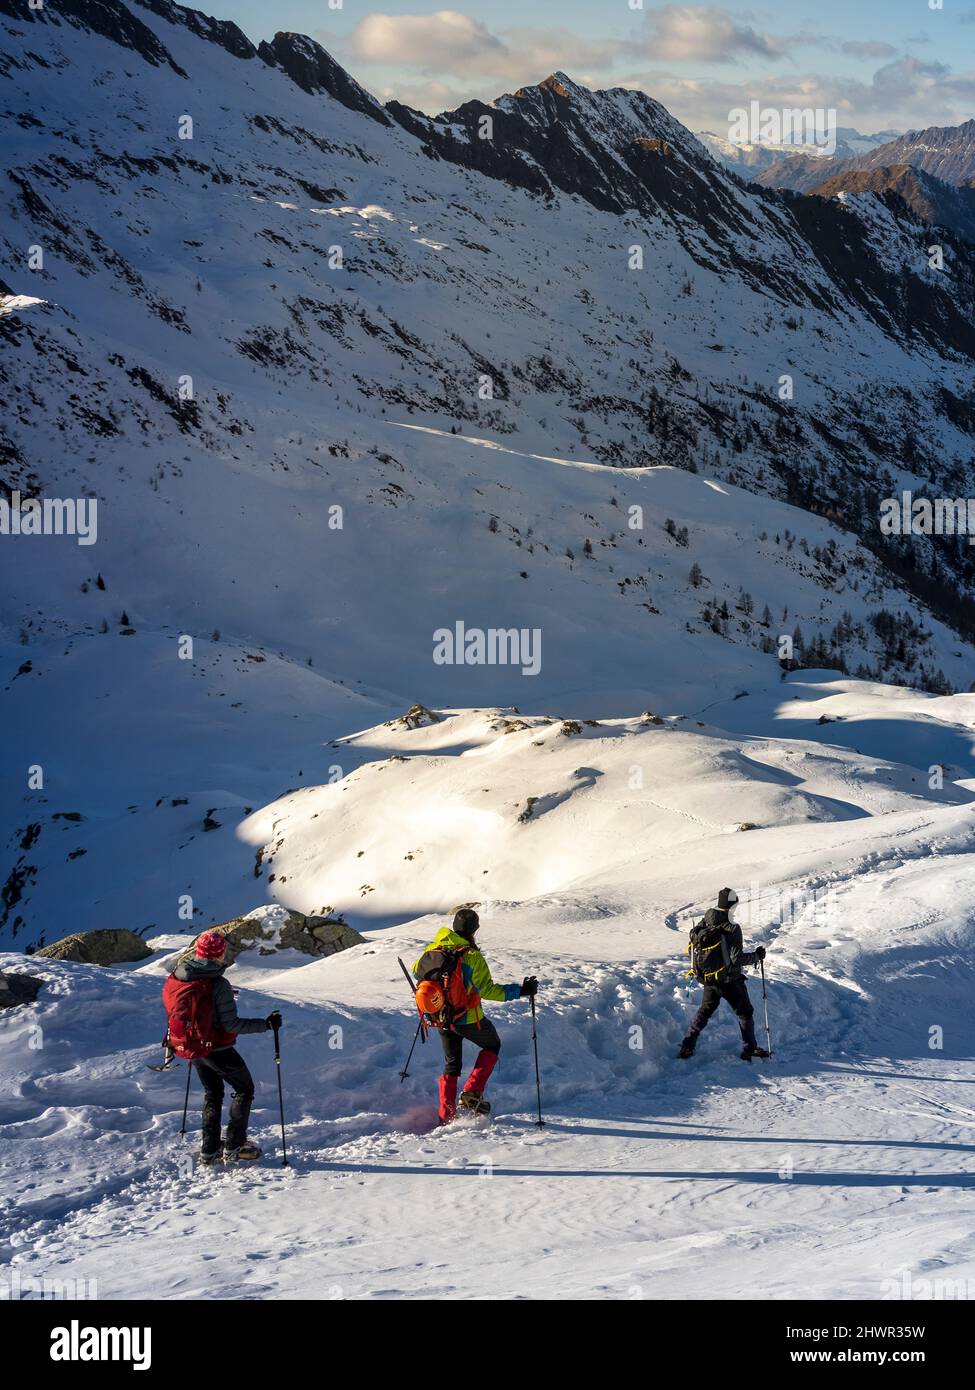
[{"xmin": 413, "ymin": 927, "xmax": 521, "ymax": 1025}]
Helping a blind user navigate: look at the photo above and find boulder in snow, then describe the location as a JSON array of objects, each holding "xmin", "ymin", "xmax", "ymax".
[
  {"xmin": 177, "ymin": 905, "xmax": 364, "ymax": 965},
  {"xmin": 498, "ymin": 718, "xmax": 531, "ymax": 734},
  {"xmin": 388, "ymin": 703, "xmax": 442, "ymax": 730},
  {"xmin": 0, "ymin": 971, "xmax": 44, "ymax": 1008},
  {"xmin": 35, "ymin": 929, "xmax": 153, "ymax": 965}
]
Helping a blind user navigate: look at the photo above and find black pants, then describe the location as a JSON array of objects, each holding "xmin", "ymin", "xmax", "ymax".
[
  {"xmin": 194, "ymin": 1047, "xmax": 254, "ymax": 1153},
  {"xmin": 688, "ymin": 978, "xmax": 758, "ymax": 1050},
  {"xmin": 439, "ymin": 1018, "xmax": 501, "ymax": 1077}
]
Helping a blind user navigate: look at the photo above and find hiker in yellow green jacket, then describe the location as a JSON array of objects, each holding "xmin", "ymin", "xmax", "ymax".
[{"xmin": 412, "ymin": 908, "xmax": 537, "ymax": 1122}]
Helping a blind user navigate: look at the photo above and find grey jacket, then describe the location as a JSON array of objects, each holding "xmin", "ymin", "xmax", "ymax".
[{"xmin": 173, "ymin": 957, "xmax": 269, "ymax": 1040}]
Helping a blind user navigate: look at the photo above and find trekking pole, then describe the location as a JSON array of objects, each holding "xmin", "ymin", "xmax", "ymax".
[
  {"xmin": 180, "ymin": 1061, "xmax": 192, "ymax": 1136},
  {"xmin": 396, "ymin": 955, "xmax": 427, "ymax": 1081},
  {"xmin": 272, "ymin": 1018, "xmax": 288, "ymax": 1167},
  {"xmin": 397, "ymin": 957, "xmax": 425, "ymax": 1043},
  {"xmin": 760, "ymin": 959, "xmax": 773, "ymax": 1057},
  {"xmin": 399, "ymin": 1019, "xmax": 424, "ymax": 1082},
  {"xmin": 530, "ymin": 994, "xmax": 544, "ymax": 1128}
]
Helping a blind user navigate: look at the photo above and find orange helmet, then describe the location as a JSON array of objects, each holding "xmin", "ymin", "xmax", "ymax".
[{"xmin": 416, "ymin": 979, "xmax": 445, "ymax": 1016}]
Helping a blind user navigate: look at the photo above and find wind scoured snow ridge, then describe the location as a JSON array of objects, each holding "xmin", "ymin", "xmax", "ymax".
[{"xmin": 240, "ymin": 697, "xmax": 975, "ymax": 925}]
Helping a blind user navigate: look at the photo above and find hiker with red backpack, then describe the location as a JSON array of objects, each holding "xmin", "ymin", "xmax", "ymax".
[
  {"xmin": 412, "ymin": 907, "xmax": 537, "ymax": 1123},
  {"xmin": 162, "ymin": 931, "xmax": 281, "ymax": 1164},
  {"xmin": 678, "ymin": 887, "xmax": 769, "ymax": 1062}
]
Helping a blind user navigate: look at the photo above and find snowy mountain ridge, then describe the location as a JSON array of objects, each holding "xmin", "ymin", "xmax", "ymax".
[
  {"xmin": 2, "ymin": 0, "xmax": 975, "ymax": 946},
  {"xmin": 698, "ymin": 125, "xmax": 900, "ymax": 176},
  {"xmin": 757, "ymin": 116, "xmax": 975, "ymax": 195},
  {"xmin": 843, "ymin": 117, "xmax": 975, "ymax": 187}
]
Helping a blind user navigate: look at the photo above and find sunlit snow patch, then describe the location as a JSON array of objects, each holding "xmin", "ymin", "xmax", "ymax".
[{"xmin": 0, "ymin": 294, "xmax": 46, "ymax": 316}]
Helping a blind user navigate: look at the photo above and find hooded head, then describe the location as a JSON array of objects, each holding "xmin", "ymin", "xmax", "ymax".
[
  {"xmin": 452, "ymin": 907, "xmax": 480, "ymax": 942},
  {"xmin": 717, "ymin": 887, "xmax": 739, "ymax": 918}
]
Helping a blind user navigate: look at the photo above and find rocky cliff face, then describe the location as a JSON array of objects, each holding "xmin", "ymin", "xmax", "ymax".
[{"xmin": 256, "ymin": 31, "xmax": 391, "ymax": 125}]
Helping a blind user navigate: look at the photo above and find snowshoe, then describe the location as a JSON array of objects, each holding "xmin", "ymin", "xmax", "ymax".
[
  {"xmin": 677, "ymin": 1039, "xmax": 696, "ymax": 1059},
  {"xmin": 458, "ymin": 1090, "xmax": 491, "ymax": 1116},
  {"xmin": 199, "ymin": 1143, "xmax": 224, "ymax": 1166},
  {"xmin": 224, "ymin": 1142, "xmax": 262, "ymax": 1163},
  {"xmin": 740, "ymin": 1046, "xmax": 772, "ymax": 1062}
]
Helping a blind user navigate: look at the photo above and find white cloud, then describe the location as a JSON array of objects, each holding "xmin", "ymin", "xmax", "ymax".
[
  {"xmin": 637, "ymin": 6, "xmax": 786, "ymax": 64},
  {"xmin": 498, "ymin": 28, "xmax": 623, "ymax": 79},
  {"xmin": 350, "ymin": 11, "xmax": 505, "ymax": 73},
  {"xmin": 869, "ymin": 54, "xmax": 950, "ymax": 99},
  {"xmin": 347, "ymin": 11, "xmax": 620, "ymax": 84}
]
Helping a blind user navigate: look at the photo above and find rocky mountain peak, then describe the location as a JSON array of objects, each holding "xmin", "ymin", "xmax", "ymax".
[{"xmin": 256, "ymin": 31, "xmax": 391, "ymax": 126}]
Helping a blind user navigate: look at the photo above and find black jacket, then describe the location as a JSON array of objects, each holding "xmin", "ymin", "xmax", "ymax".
[
  {"xmin": 173, "ymin": 957, "xmax": 269, "ymax": 1043},
  {"xmin": 696, "ymin": 908, "xmax": 758, "ymax": 983}
]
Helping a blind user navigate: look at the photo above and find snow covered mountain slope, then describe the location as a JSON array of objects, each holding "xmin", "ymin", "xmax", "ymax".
[
  {"xmin": 2, "ymin": 0, "xmax": 975, "ymax": 949},
  {"xmin": 3, "ymin": 1, "xmax": 975, "ymax": 1303},
  {"xmin": 2, "ymin": 0, "xmax": 974, "ymax": 559},
  {"xmin": 239, "ymin": 694, "xmax": 975, "ymax": 928},
  {"xmin": 698, "ymin": 126, "xmax": 899, "ymax": 179},
  {"xmin": 696, "ymin": 131, "xmax": 792, "ymax": 174},
  {"xmin": 757, "ymin": 119, "xmax": 975, "ymax": 193},
  {"xmin": 6, "ymin": 433, "xmax": 975, "ymax": 947},
  {"xmin": 3, "ymin": 777, "xmax": 974, "ymax": 1299}
]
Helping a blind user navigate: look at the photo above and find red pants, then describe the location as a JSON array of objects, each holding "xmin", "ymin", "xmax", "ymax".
[{"xmin": 438, "ymin": 1018, "xmax": 501, "ymax": 1120}]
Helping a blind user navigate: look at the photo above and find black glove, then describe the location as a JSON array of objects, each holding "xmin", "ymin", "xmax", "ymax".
[
  {"xmin": 753, "ymin": 946, "xmax": 766, "ymax": 963},
  {"xmin": 266, "ymin": 1010, "xmax": 283, "ymax": 1030},
  {"xmin": 520, "ymin": 975, "xmax": 538, "ymax": 998}
]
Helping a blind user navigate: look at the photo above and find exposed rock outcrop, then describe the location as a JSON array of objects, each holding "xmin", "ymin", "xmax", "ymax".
[
  {"xmin": 0, "ymin": 971, "xmax": 44, "ymax": 1007},
  {"xmin": 257, "ymin": 32, "xmax": 391, "ymax": 125},
  {"xmin": 175, "ymin": 905, "xmax": 364, "ymax": 966},
  {"xmin": 35, "ymin": 928, "xmax": 153, "ymax": 965}
]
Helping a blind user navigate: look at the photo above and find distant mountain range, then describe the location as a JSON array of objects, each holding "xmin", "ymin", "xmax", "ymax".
[
  {"xmin": 751, "ymin": 117, "xmax": 975, "ymax": 195},
  {"xmin": 698, "ymin": 126, "xmax": 899, "ymax": 176},
  {"xmin": 699, "ymin": 114, "xmax": 975, "ymax": 241}
]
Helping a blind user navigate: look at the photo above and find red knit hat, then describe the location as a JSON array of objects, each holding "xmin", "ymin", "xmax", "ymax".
[{"xmin": 195, "ymin": 931, "xmax": 227, "ymax": 960}]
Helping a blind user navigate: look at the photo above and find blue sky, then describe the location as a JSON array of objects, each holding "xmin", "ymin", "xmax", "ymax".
[{"xmin": 209, "ymin": 2, "xmax": 975, "ymax": 132}]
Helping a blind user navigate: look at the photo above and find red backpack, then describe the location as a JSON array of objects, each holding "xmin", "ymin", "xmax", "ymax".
[
  {"xmin": 162, "ymin": 975, "xmax": 235, "ymax": 1058},
  {"xmin": 413, "ymin": 946, "xmax": 475, "ymax": 1030}
]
